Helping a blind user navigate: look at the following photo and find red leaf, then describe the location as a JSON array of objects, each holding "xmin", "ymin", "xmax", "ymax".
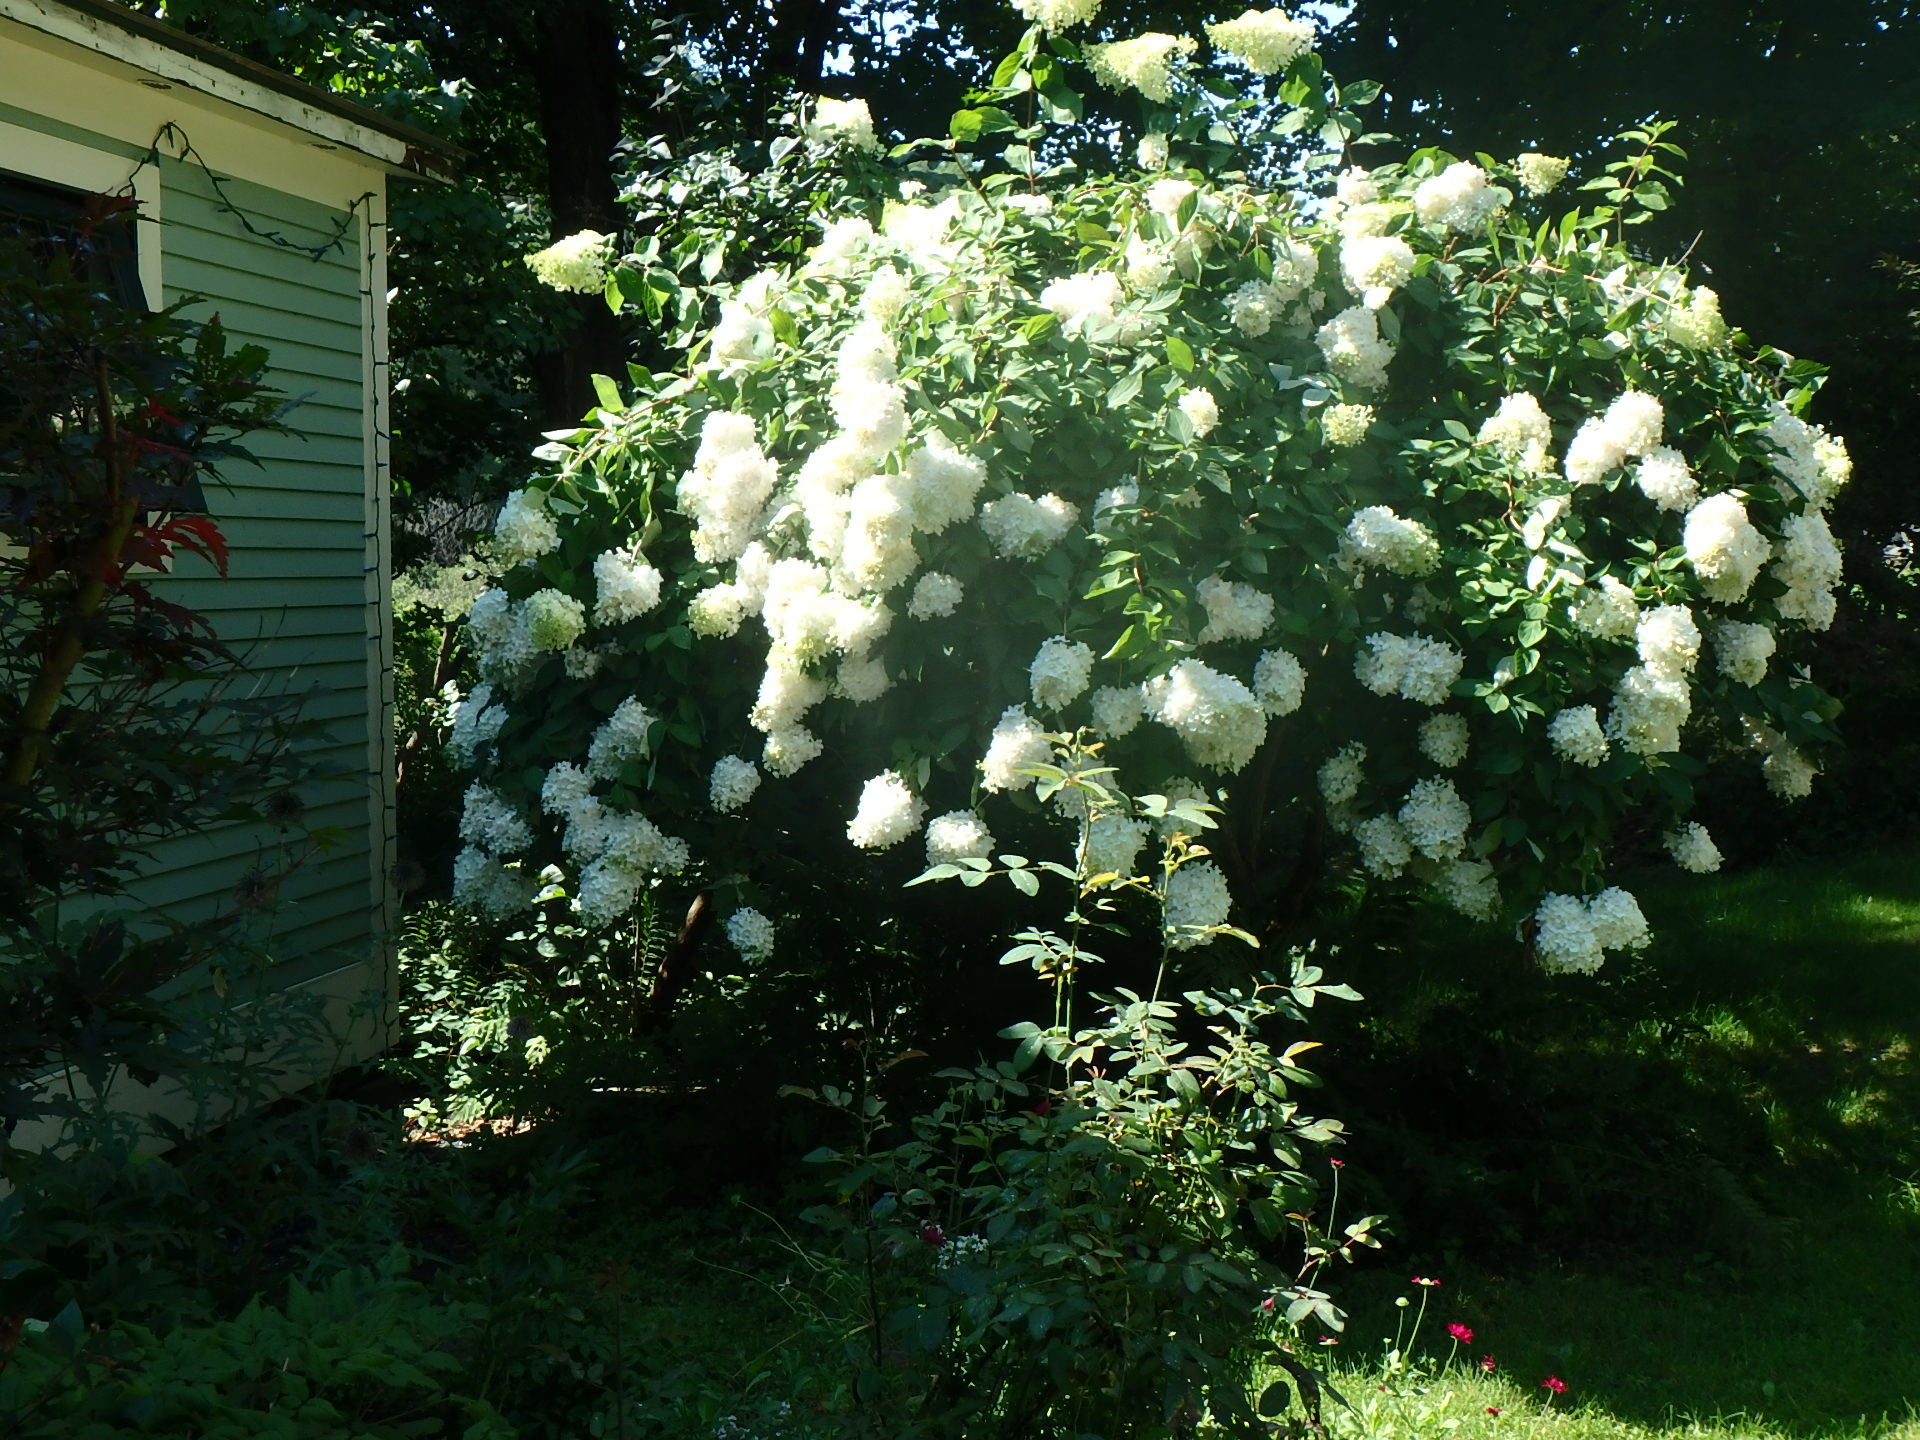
[{"xmin": 153, "ymin": 513, "xmax": 229, "ymax": 577}]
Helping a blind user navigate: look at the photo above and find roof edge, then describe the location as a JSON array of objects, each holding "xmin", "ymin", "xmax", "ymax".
[{"xmin": 2, "ymin": 0, "xmax": 464, "ymax": 181}]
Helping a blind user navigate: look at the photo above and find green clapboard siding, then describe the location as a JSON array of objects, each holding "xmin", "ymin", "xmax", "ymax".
[{"xmin": 138, "ymin": 152, "xmax": 380, "ymax": 995}]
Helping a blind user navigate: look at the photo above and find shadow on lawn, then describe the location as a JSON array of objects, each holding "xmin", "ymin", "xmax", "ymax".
[{"xmin": 1314, "ymin": 846, "xmax": 1920, "ymax": 1435}]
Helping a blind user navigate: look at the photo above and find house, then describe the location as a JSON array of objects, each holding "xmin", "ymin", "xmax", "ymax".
[{"xmin": 0, "ymin": 0, "xmax": 459, "ymax": 1138}]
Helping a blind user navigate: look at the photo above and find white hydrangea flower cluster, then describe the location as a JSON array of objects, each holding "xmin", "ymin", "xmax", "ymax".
[
  {"xmin": 1340, "ymin": 233, "xmax": 1414, "ymax": 306},
  {"xmin": 1477, "ymin": 392, "xmax": 1555, "ymax": 475},
  {"xmin": 726, "ymin": 907, "xmax": 776, "ymax": 962},
  {"xmin": 1397, "ymin": 776, "xmax": 1471, "ymax": 860},
  {"xmin": 1771, "ymin": 511, "xmax": 1843, "ymax": 630},
  {"xmin": 926, "ymin": 809, "xmax": 995, "ymax": 866},
  {"xmin": 1195, "ymin": 575, "xmax": 1274, "ymax": 644},
  {"xmin": 847, "ymin": 772, "xmax": 926, "ymax": 850},
  {"xmin": 1039, "ymin": 270, "xmax": 1124, "ymax": 336},
  {"xmin": 1632, "ymin": 447, "xmax": 1699, "ymax": 512},
  {"xmin": 1090, "ymin": 684, "xmax": 1147, "ymax": 737},
  {"xmin": 1323, "ymin": 403, "xmax": 1374, "ymax": 447},
  {"xmin": 1515, "ymin": 153, "xmax": 1570, "ymax": 197},
  {"xmin": 1665, "ymin": 286, "xmax": 1728, "ymax": 349},
  {"xmin": 1029, "ymin": 635, "xmax": 1096, "ymax": 710},
  {"xmin": 1605, "ymin": 604, "xmax": 1700, "ymax": 756},
  {"xmin": 803, "ymin": 97, "xmax": 881, "ymax": 153},
  {"xmin": 907, "ymin": 570, "xmax": 964, "ymax": 620},
  {"xmin": 1534, "ymin": 887, "xmax": 1651, "ymax": 974},
  {"xmin": 1547, "ymin": 705, "xmax": 1609, "ymax": 767},
  {"xmin": 493, "ymin": 488, "xmax": 560, "ymax": 565},
  {"xmin": 1225, "ymin": 238, "xmax": 1318, "ymax": 338},
  {"xmin": 1318, "ymin": 741, "xmax": 1366, "ymax": 809},
  {"xmin": 1663, "ymin": 822, "xmax": 1723, "ymax": 873},
  {"xmin": 709, "ymin": 755, "xmax": 761, "ymax": 813},
  {"xmin": 1355, "ymin": 632, "xmax": 1463, "ymax": 706},
  {"xmin": 981, "ymin": 705, "xmax": 1053, "ymax": 793},
  {"xmin": 1206, "ymin": 8, "xmax": 1316, "ymax": 74},
  {"xmin": 1085, "ymin": 33, "xmax": 1197, "ymax": 103},
  {"xmin": 1683, "ymin": 492, "xmax": 1770, "ymax": 602},
  {"xmin": 1082, "ymin": 811, "xmax": 1150, "ymax": 880},
  {"xmin": 980, "ymin": 491, "xmax": 1078, "ymax": 559},
  {"xmin": 1565, "ymin": 390, "xmax": 1664, "ymax": 486},
  {"xmin": 1163, "ymin": 860, "xmax": 1232, "ymax": 948},
  {"xmin": 525, "ymin": 230, "xmax": 610, "ymax": 294},
  {"xmin": 681, "ymin": 412, "xmax": 778, "ymax": 565},
  {"xmin": 1712, "ymin": 620, "xmax": 1775, "ymax": 687},
  {"xmin": 1412, "ymin": 162, "xmax": 1502, "ymax": 233},
  {"xmin": 1353, "ymin": 814, "xmax": 1411, "ymax": 877},
  {"xmin": 1418, "ymin": 713, "xmax": 1470, "ymax": 768},
  {"xmin": 1178, "ymin": 387, "xmax": 1220, "ymax": 436},
  {"xmin": 460, "ymin": 782, "xmax": 531, "ymax": 856},
  {"xmin": 524, "ymin": 589, "xmax": 586, "ymax": 653},
  {"xmin": 1571, "ymin": 575, "xmax": 1639, "ymax": 641},
  {"xmin": 587, "ymin": 696, "xmax": 656, "ymax": 779},
  {"xmin": 1252, "ymin": 648, "xmax": 1306, "ymax": 717},
  {"xmin": 1012, "ymin": 0, "xmax": 1102, "ymax": 31},
  {"xmin": 1340, "ymin": 505, "xmax": 1441, "ymax": 577},
  {"xmin": 1142, "ymin": 659, "xmax": 1267, "ymax": 772},
  {"xmin": 1316, "ymin": 305, "xmax": 1396, "ymax": 388},
  {"xmin": 1764, "ymin": 404, "xmax": 1851, "ymax": 511},
  {"xmin": 592, "ymin": 544, "xmax": 664, "ymax": 625}
]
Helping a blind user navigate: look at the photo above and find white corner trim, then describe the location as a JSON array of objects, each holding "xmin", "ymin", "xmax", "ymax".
[{"xmin": 0, "ymin": 116, "xmax": 162, "ymax": 308}]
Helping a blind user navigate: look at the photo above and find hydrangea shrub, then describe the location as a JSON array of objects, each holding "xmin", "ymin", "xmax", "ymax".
[{"xmin": 450, "ymin": 7, "xmax": 1847, "ymax": 980}]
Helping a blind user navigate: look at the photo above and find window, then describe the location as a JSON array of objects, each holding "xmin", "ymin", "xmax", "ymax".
[{"xmin": 0, "ymin": 167, "xmax": 145, "ymax": 309}]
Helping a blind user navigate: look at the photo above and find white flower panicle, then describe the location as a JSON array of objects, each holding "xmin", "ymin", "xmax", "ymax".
[
  {"xmin": 525, "ymin": 230, "xmax": 610, "ymax": 294},
  {"xmin": 1318, "ymin": 741, "xmax": 1367, "ymax": 808},
  {"xmin": 1419, "ymin": 713, "xmax": 1470, "ymax": 768},
  {"xmin": 1030, "ymin": 635, "xmax": 1096, "ymax": 710},
  {"xmin": 1164, "ymin": 860, "xmax": 1232, "ymax": 947},
  {"xmin": 926, "ymin": 809, "xmax": 995, "ymax": 866},
  {"xmin": 1316, "ymin": 305, "xmax": 1396, "ymax": 388},
  {"xmin": 1012, "ymin": 0, "xmax": 1102, "ymax": 31},
  {"xmin": 1683, "ymin": 493, "xmax": 1770, "ymax": 602},
  {"xmin": 1340, "ymin": 234, "xmax": 1414, "ymax": 300},
  {"xmin": 1547, "ymin": 705, "xmax": 1610, "ymax": 768},
  {"xmin": 1336, "ymin": 168, "xmax": 1381, "ymax": 206},
  {"xmin": 1764, "ymin": 405, "xmax": 1851, "ymax": 510},
  {"xmin": 587, "ymin": 697, "xmax": 656, "ymax": 780},
  {"xmin": 1665, "ymin": 286, "xmax": 1729, "ymax": 350},
  {"xmin": 1534, "ymin": 887, "xmax": 1650, "ymax": 975},
  {"xmin": 905, "ymin": 440, "xmax": 987, "ymax": 533},
  {"xmin": 1631, "ymin": 446, "xmax": 1700, "ymax": 513},
  {"xmin": 1515, "ymin": 153, "xmax": 1570, "ymax": 197},
  {"xmin": 1771, "ymin": 511, "xmax": 1843, "ymax": 630},
  {"xmin": 460, "ymin": 783, "xmax": 532, "ymax": 856},
  {"xmin": 1478, "ymin": 392, "xmax": 1554, "ymax": 473},
  {"xmin": 847, "ymin": 772, "xmax": 926, "ymax": 850},
  {"xmin": 447, "ymin": 681, "xmax": 507, "ymax": 766},
  {"xmin": 1178, "ymin": 387, "xmax": 1220, "ymax": 436},
  {"xmin": 981, "ymin": 705, "xmax": 1053, "ymax": 793},
  {"xmin": 804, "ymin": 97, "xmax": 881, "ymax": 153},
  {"xmin": 1341, "ymin": 505, "xmax": 1441, "ymax": 577},
  {"xmin": 1762, "ymin": 740, "xmax": 1816, "ymax": 800},
  {"xmin": 1713, "ymin": 620, "xmax": 1775, "ymax": 687},
  {"xmin": 1206, "ymin": 8, "xmax": 1316, "ymax": 74},
  {"xmin": 1142, "ymin": 659, "xmax": 1267, "ymax": 772},
  {"xmin": 1664, "ymin": 822, "xmax": 1723, "ymax": 873},
  {"xmin": 1090, "ymin": 684, "xmax": 1148, "ymax": 737},
  {"xmin": 1571, "ymin": 576, "xmax": 1639, "ymax": 641},
  {"xmin": 1354, "ymin": 632, "xmax": 1463, "ymax": 706},
  {"xmin": 1353, "ymin": 814, "xmax": 1411, "ymax": 878},
  {"xmin": 541, "ymin": 762, "xmax": 593, "ymax": 817},
  {"xmin": 1082, "ymin": 811, "xmax": 1150, "ymax": 880},
  {"xmin": 1398, "ymin": 776, "xmax": 1471, "ymax": 861},
  {"xmin": 1039, "ymin": 270, "xmax": 1125, "ymax": 335},
  {"xmin": 1125, "ymin": 238, "xmax": 1174, "ymax": 291},
  {"xmin": 592, "ymin": 545, "xmax": 664, "ymax": 625},
  {"xmin": 1608, "ymin": 664, "xmax": 1692, "ymax": 755},
  {"xmin": 1252, "ymin": 648, "xmax": 1306, "ymax": 717},
  {"xmin": 688, "ymin": 583, "xmax": 751, "ymax": 638},
  {"xmin": 1412, "ymin": 162, "xmax": 1502, "ymax": 233},
  {"xmin": 1438, "ymin": 859, "xmax": 1501, "ymax": 921},
  {"xmin": 1137, "ymin": 131, "xmax": 1170, "ymax": 169},
  {"xmin": 980, "ymin": 491, "xmax": 1078, "ymax": 559},
  {"xmin": 681, "ymin": 412, "xmax": 778, "ymax": 565},
  {"xmin": 1637, "ymin": 604, "xmax": 1701, "ymax": 678},
  {"xmin": 1323, "ymin": 403, "xmax": 1375, "ymax": 447},
  {"xmin": 1566, "ymin": 389, "xmax": 1664, "ymax": 485},
  {"xmin": 1085, "ymin": 33, "xmax": 1197, "ymax": 103},
  {"xmin": 1228, "ymin": 279, "xmax": 1285, "ymax": 338},
  {"xmin": 726, "ymin": 907, "xmax": 776, "ymax": 963},
  {"xmin": 493, "ymin": 488, "xmax": 560, "ymax": 564},
  {"xmin": 1195, "ymin": 575, "xmax": 1275, "ymax": 644},
  {"xmin": 762, "ymin": 725, "xmax": 823, "ymax": 779},
  {"xmin": 709, "ymin": 755, "xmax": 761, "ymax": 813},
  {"xmin": 862, "ymin": 265, "xmax": 910, "ymax": 321},
  {"xmin": 524, "ymin": 589, "xmax": 586, "ymax": 653},
  {"xmin": 907, "ymin": 571, "xmax": 964, "ymax": 620}
]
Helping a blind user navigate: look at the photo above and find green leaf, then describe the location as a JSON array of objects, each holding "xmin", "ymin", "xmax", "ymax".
[
  {"xmin": 1166, "ymin": 333, "xmax": 1195, "ymax": 374},
  {"xmin": 1008, "ymin": 867, "xmax": 1040, "ymax": 897}
]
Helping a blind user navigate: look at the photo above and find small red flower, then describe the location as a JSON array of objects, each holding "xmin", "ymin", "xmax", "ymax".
[
  {"xmin": 1479, "ymin": 1354, "xmax": 1498, "ymax": 1374},
  {"xmin": 1487, "ymin": 1406, "xmax": 1503, "ymax": 1417},
  {"xmin": 920, "ymin": 1224, "xmax": 945, "ymax": 1246},
  {"xmin": 1541, "ymin": 1375, "xmax": 1568, "ymax": 1396},
  {"xmin": 1031, "ymin": 1099, "xmax": 1052, "ymax": 1116},
  {"xmin": 1446, "ymin": 1322, "xmax": 1474, "ymax": 1344},
  {"xmin": 1261, "ymin": 1296, "xmax": 1277, "ymax": 1313},
  {"xmin": 1317, "ymin": 1335, "xmax": 1339, "ymax": 1346},
  {"xmin": 1329, "ymin": 1157, "xmax": 1346, "ymax": 1168},
  {"xmin": 1413, "ymin": 1275, "xmax": 1442, "ymax": 1287}
]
